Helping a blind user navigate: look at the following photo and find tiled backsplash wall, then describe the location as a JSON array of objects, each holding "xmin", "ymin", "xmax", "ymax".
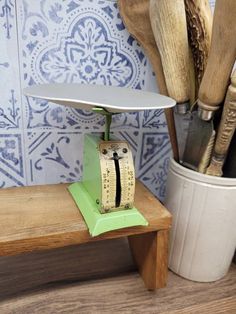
[{"xmin": 0, "ymin": 0, "xmax": 215, "ymax": 201}]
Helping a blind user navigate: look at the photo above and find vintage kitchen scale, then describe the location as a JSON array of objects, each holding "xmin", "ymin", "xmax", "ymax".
[{"xmin": 24, "ymin": 84, "xmax": 175, "ymax": 236}]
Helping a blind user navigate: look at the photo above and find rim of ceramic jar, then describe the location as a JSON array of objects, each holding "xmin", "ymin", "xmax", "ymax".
[{"xmin": 169, "ymin": 158, "xmax": 236, "ymax": 187}]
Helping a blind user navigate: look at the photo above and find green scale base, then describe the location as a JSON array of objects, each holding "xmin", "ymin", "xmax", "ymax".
[{"xmin": 68, "ymin": 182, "xmax": 148, "ymax": 237}]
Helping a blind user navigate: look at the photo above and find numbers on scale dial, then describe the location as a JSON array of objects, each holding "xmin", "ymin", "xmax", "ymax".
[
  {"xmin": 99, "ymin": 141, "xmax": 135, "ymax": 212},
  {"xmin": 119, "ymin": 144, "xmax": 135, "ymax": 209}
]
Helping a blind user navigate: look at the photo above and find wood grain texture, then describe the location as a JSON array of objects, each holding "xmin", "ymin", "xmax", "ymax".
[
  {"xmin": 150, "ymin": 0, "xmax": 190, "ymax": 105},
  {"xmin": 0, "ymin": 252, "xmax": 235, "ymax": 314},
  {"xmin": 0, "ymin": 238, "xmax": 135, "ymax": 299},
  {"xmin": 207, "ymin": 70, "xmax": 236, "ymax": 176},
  {"xmin": 161, "ymin": 297, "xmax": 236, "ymax": 314},
  {"xmin": 184, "ymin": 0, "xmax": 213, "ymax": 94},
  {"xmin": 0, "ymin": 181, "xmax": 171, "ymax": 256},
  {"xmin": 165, "ymin": 108, "xmax": 179, "ymax": 162},
  {"xmin": 118, "ymin": 0, "xmax": 179, "ymax": 161},
  {"xmin": 118, "ymin": 0, "xmax": 167, "ymax": 95},
  {"xmin": 198, "ymin": 130, "xmax": 216, "ymax": 173},
  {"xmin": 212, "ymin": 71, "xmax": 236, "ymax": 156},
  {"xmin": 156, "ymin": 229, "xmax": 169, "ymax": 288},
  {"xmin": 128, "ymin": 230, "xmax": 169, "ymax": 290},
  {"xmin": 198, "ymin": 0, "xmax": 236, "ymax": 114},
  {"xmin": 189, "ymin": 47, "xmax": 196, "ymax": 106}
]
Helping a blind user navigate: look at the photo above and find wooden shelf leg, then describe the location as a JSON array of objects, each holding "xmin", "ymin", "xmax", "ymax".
[{"xmin": 128, "ymin": 230, "xmax": 169, "ymax": 290}]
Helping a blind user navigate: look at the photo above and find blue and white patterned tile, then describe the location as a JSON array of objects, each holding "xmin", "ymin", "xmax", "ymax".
[
  {"xmin": 0, "ymin": 1, "xmax": 26, "ymax": 187},
  {"xmin": 16, "ymin": 0, "xmax": 149, "ymax": 131},
  {"xmin": 0, "ymin": 0, "xmax": 174, "ymax": 201},
  {"xmin": 138, "ymin": 152, "xmax": 171, "ymax": 203},
  {"xmin": 0, "ymin": 0, "xmax": 22, "ymax": 131},
  {"xmin": 209, "ymin": 0, "xmax": 215, "ymax": 11},
  {"xmin": 136, "ymin": 50, "xmax": 171, "ymax": 200},
  {"xmin": 0, "ymin": 0, "xmax": 15, "ymax": 40},
  {"xmin": 142, "ymin": 58, "xmax": 159, "ymax": 92},
  {"xmin": 0, "ymin": 133, "xmax": 26, "ymax": 187},
  {"xmin": 141, "ymin": 109, "xmax": 167, "ymax": 130},
  {"xmin": 112, "ymin": 111, "xmax": 141, "ymax": 130},
  {"xmin": 135, "ymin": 131, "xmax": 172, "ymax": 202},
  {"xmin": 24, "ymin": 130, "xmax": 83, "ymax": 185}
]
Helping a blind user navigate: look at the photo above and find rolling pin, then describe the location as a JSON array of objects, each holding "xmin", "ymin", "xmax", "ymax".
[
  {"xmin": 118, "ymin": 0, "xmax": 179, "ymax": 161},
  {"xmin": 150, "ymin": 0, "xmax": 191, "ymax": 115},
  {"xmin": 198, "ymin": 0, "xmax": 236, "ymax": 121},
  {"xmin": 206, "ymin": 70, "xmax": 236, "ymax": 176},
  {"xmin": 184, "ymin": 0, "xmax": 213, "ymax": 95}
]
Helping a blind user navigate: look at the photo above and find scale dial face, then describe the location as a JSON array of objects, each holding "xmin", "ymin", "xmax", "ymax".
[{"xmin": 99, "ymin": 141, "xmax": 135, "ymax": 213}]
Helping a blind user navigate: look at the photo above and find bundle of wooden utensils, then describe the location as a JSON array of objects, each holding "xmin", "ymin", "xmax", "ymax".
[{"xmin": 118, "ymin": 0, "xmax": 236, "ymax": 178}]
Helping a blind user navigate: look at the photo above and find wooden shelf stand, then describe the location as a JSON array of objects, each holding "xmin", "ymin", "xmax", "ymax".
[{"xmin": 0, "ymin": 180, "xmax": 172, "ymax": 290}]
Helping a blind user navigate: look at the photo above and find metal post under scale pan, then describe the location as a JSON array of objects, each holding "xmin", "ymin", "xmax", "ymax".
[{"xmin": 24, "ymin": 83, "xmax": 175, "ymax": 236}]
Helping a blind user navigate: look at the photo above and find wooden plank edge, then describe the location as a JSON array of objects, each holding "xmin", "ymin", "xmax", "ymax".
[{"xmin": 0, "ymin": 223, "xmax": 172, "ymax": 257}]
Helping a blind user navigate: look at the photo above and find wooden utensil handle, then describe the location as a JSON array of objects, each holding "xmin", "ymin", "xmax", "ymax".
[
  {"xmin": 150, "ymin": 0, "xmax": 190, "ymax": 113},
  {"xmin": 118, "ymin": 0, "xmax": 179, "ymax": 162},
  {"xmin": 118, "ymin": 0, "xmax": 168, "ymax": 96},
  {"xmin": 184, "ymin": 0, "xmax": 212, "ymax": 93},
  {"xmin": 198, "ymin": 0, "xmax": 236, "ymax": 120},
  {"xmin": 206, "ymin": 70, "xmax": 236, "ymax": 176}
]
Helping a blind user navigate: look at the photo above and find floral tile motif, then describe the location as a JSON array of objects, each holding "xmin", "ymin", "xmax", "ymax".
[
  {"xmin": 16, "ymin": 0, "xmax": 148, "ymax": 130},
  {"xmin": 142, "ymin": 109, "xmax": 167, "ymax": 130},
  {"xmin": 0, "ymin": 0, "xmax": 14, "ymax": 39},
  {"xmin": 112, "ymin": 112, "xmax": 141, "ymax": 130},
  {"xmin": 136, "ymin": 131, "xmax": 172, "ymax": 202},
  {"xmin": 1, "ymin": 0, "xmax": 216, "ymax": 201},
  {"xmin": 0, "ymin": 133, "xmax": 26, "ymax": 187},
  {"xmin": 0, "ymin": 0, "xmax": 22, "ymax": 131},
  {"xmin": 139, "ymin": 153, "xmax": 171, "ymax": 203},
  {"xmin": 24, "ymin": 130, "xmax": 83, "ymax": 185},
  {"xmin": 0, "ymin": 89, "xmax": 21, "ymax": 130},
  {"xmin": 138, "ymin": 132, "xmax": 170, "ymax": 171}
]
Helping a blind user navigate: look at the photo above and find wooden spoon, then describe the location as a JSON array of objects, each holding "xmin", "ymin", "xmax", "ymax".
[
  {"xmin": 150, "ymin": 0, "xmax": 191, "ymax": 115},
  {"xmin": 118, "ymin": 0, "xmax": 179, "ymax": 162}
]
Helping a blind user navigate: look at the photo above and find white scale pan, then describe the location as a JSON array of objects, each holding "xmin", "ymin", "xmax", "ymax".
[{"xmin": 24, "ymin": 83, "xmax": 175, "ymax": 113}]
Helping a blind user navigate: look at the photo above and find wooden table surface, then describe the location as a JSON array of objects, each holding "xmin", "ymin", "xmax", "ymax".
[
  {"xmin": 0, "ymin": 181, "xmax": 171, "ymax": 256},
  {"xmin": 1, "ymin": 182, "xmax": 234, "ymax": 312}
]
